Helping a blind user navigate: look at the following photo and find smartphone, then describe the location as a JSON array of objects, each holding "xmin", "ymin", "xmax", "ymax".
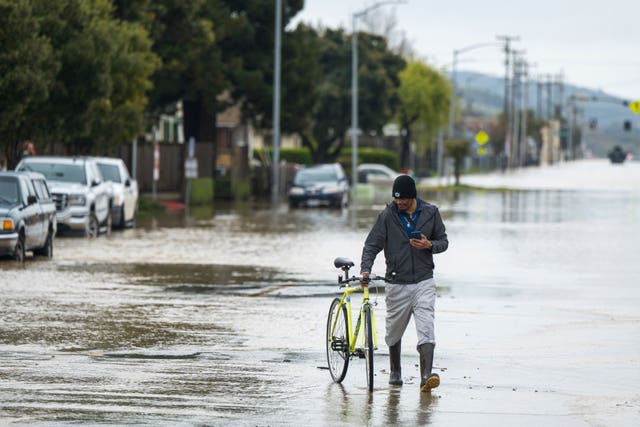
[{"xmin": 410, "ymin": 231, "xmax": 422, "ymax": 239}]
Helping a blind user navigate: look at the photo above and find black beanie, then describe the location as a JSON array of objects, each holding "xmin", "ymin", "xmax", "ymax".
[{"xmin": 392, "ymin": 175, "xmax": 417, "ymax": 199}]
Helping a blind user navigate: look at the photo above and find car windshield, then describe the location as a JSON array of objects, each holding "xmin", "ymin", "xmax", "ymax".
[
  {"xmin": 0, "ymin": 177, "xmax": 19, "ymax": 205},
  {"xmin": 97, "ymin": 163, "xmax": 121, "ymax": 183},
  {"xmin": 294, "ymin": 168, "xmax": 338, "ymax": 185},
  {"xmin": 20, "ymin": 162, "xmax": 86, "ymax": 185}
]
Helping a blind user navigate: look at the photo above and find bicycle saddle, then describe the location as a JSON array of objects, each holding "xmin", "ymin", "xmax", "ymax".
[{"xmin": 334, "ymin": 257, "xmax": 354, "ymax": 269}]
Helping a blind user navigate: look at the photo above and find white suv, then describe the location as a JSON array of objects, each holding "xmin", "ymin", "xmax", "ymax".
[
  {"xmin": 94, "ymin": 157, "xmax": 138, "ymax": 228},
  {"xmin": 16, "ymin": 156, "xmax": 112, "ymax": 237}
]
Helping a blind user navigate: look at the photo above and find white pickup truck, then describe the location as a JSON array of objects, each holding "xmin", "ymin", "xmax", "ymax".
[{"xmin": 16, "ymin": 156, "xmax": 112, "ymax": 237}]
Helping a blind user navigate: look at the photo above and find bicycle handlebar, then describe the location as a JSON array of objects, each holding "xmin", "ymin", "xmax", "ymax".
[{"xmin": 338, "ymin": 274, "xmax": 388, "ymax": 286}]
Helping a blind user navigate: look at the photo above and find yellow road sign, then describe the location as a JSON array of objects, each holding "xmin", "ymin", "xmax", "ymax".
[
  {"xmin": 475, "ymin": 131, "xmax": 489, "ymax": 145},
  {"xmin": 630, "ymin": 100, "xmax": 640, "ymax": 114},
  {"xmin": 476, "ymin": 147, "xmax": 487, "ymax": 156}
]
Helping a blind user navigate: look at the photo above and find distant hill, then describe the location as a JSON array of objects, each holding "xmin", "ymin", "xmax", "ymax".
[{"xmin": 454, "ymin": 70, "xmax": 639, "ymax": 156}]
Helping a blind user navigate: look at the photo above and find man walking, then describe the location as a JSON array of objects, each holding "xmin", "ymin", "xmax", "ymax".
[{"xmin": 360, "ymin": 175, "xmax": 448, "ymax": 392}]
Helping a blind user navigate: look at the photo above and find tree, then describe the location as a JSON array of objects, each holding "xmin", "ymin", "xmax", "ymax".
[
  {"xmin": 114, "ymin": 1, "xmax": 305, "ymax": 143},
  {"xmin": 396, "ymin": 60, "xmax": 451, "ymax": 170},
  {"xmin": 0, "ymin": 0, "xmax": 159, "ymax": 164},
  {"xmin": 286, "ymin": 28, "xmax": 405, "ymax": 163},
  {"xmin": 0, "ymin": 0, "xmax": 56, "ymax": 167},
  {"xmin": 444, "ymin": 139, "xmax": 470, "ymax": 185},
  {"xmin": 489, "ymin": 109, "xmax": 545, "ymax": 166}
]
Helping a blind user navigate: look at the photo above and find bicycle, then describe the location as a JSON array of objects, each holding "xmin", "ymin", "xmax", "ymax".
[{"xmin": 326, "ymin": 257, "xmax": 386, "ymax": 392}]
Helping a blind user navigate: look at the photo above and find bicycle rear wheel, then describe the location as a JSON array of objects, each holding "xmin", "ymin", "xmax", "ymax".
[
  {"xmin": 326, "ymin": 298, "xmax": 349, "ymax": 383},
  {"xmin": 364, "ymin": 304, "xmax": 374, "ymax": 392}
]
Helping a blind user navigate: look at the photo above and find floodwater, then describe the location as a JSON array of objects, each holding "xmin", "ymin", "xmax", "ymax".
[{"xmin": 1, "ymin": 159, "xmax": 639, "ymax": 426}]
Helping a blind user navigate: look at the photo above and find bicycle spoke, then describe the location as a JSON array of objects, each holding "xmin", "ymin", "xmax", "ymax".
[{"xmin": 326, "ymin": 298, "xmax": 349, "ymax": 383}]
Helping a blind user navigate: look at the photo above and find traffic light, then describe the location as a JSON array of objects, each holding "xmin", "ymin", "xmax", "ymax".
[{"xmin": 624, "ymin": 120, "xmax": 632, "ymax": 131}]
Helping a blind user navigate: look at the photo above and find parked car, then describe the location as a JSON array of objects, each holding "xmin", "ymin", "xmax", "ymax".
[
  {"xmin": 357, "ymin": 163, "xmax": 400, "ymax": 183},
  {"xmin": 16, "ymin": 156, "xmax": 112, "ymax": 237},
  {"xmin": 94, "ymin": 157, "xmax": 138, "ymax": 228},
  {"xmin": 288, "ymin": 163, "xmax": 350, "ymax": 209},
  {"xmin": 0, "ymin": 171, "xmax": 57, "ymax": 262}
]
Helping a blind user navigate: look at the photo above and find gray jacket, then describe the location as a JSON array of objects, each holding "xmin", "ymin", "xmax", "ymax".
[{"xmin": 360, "ymin": 199, "xmax": 448, "ymax": 284}]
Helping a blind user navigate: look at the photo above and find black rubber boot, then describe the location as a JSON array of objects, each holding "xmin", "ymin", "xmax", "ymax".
[
  {"xmin": 388, "ymin": 341, "xmax": 403, "ymax": 385},
  {"xmin": 418, "ymin": 343, "xmax": 439, "ymax": 392}
]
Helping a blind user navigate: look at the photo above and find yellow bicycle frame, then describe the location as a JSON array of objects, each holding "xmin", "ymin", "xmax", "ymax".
[{"xmin": 331, "ymin": 283, "xmax": 378, "ymax": 354}]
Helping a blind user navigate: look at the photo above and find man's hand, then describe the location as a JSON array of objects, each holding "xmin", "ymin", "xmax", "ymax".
[
  {"xmin": 410, "ymin": 234, "xmax": 433, "ymax": 250},
  {"xmin": 360, "ymin": 272, "xmax": 370, "ymax": 287}
]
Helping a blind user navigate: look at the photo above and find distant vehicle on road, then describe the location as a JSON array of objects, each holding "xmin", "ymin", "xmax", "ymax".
[
  {"xmin": 608, "ymin": 146, "xmax": 627, "ymax": 164},
  {"xmin": 0, "ymin": 171, "xmax": 56, "ymax": 262},
  {"xmin": 16, "ymin": 156, "xmax": 112, "ymax": 237},
  {"xmin": 288, "ymin": 163, "xmax": 350, "ymax": 209},
  {"xmin": 357, "ymin": 163, "xmax": 400, "ymax": 183},
  {"xmin": 94, "ymin": 157, "xmax": 138, "ymax": 228}
]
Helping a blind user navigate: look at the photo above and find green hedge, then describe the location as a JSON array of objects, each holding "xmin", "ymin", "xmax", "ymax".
[
  {"xmin": 254, "ymin": 147, "xmax": 398, "ymax": 170},
  {"xmin": 338, "ymin": 148, "xmax": 399, "ymax": 179},
  {"xmin": 189, "ymin": 177, "xmax": 214, "ymax": 205},
  {"xmin": 339, "ymin": 148, "xmax": 399, "ymax": 170},
  {"xmin": 253, "ymin": 147, "xmax": 312, "ymax": 165}
]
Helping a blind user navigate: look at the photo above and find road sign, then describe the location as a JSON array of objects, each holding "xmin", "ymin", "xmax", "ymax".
[
  {"xmin": 153, "ymin": 142, "xmax": 160, "ymax": 181},
  {"xmin": 185, "ymin": 158, "xmax": 198, "ymax": 179},
  {"xmin": 475, "ymin": 131, "xmax": 489, "ymax": 145},
  {"xmin": 630, "ymin": 100, "xmax": 640, "ymax": 114},
  {"xmin": 476, "ymin": 147, "xmax": 488, "ymax": 156}
]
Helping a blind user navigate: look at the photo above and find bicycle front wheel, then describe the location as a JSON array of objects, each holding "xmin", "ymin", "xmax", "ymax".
[
  {"xmin": 364, "ymin": 304, "xmax": 374, "ymax": 392},
  {"xmin": 326, "ymin": 297, "xmax": 350, "ymax": 383}
]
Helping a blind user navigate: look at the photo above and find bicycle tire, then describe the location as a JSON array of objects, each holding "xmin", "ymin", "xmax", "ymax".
[
  {"xmin": 326, "ymin": 297, "xmax": 350, "ymax": 383},
  {"xmin": 364, "ymin": 304, "xmax": 374, "ymax": 392}
]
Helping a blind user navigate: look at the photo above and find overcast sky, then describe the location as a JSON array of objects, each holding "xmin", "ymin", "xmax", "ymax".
[{"xmin": 292, "ymin": 0, "xmax": 640, "ymax": 101}]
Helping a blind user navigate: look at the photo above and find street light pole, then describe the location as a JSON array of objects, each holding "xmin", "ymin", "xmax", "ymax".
[
  {"xmin": 271, "ymin": 0, "xmax": 282, "ymax": 207},
  {"xmin": 351, "ymin": 1, "xmax": 404, "ymax": 209},
  {"xmin": 444, "ymin": 41, "xmax": 501, "ymax": 177}
]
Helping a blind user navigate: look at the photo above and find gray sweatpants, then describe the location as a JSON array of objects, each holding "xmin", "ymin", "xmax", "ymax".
[{"xmin": 385, "ymin": 278, "xmax": 436, "ymax": 348}]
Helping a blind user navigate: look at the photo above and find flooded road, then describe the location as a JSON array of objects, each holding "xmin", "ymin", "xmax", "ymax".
[{"xmin": 1, "ymin": 159, "xmax": 639, "ymax": 426}]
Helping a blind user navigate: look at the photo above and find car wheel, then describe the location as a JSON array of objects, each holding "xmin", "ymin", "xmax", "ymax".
[
  {"xmin": 118, "ymin": 205, "xmax": 126, "ymax": 228},
  {"xmin": 289, "ymin": 200, "xmax": 299, "ymax": 209},
  {"xmin": 128, "ymin": 205, "xmax": 137, "ymax": 228},
  {"xmin": 86, "ymin": 213, "xmax": 99, "ymax": 238},
  {"xmin": 35, "ymin": 229, "xmax": 53, "ymax": 258},
  {"xmin": 14, "ymin": 232, "xmax": 25, "ymax": 263},
  {"xmin": 103, "ymin": 210, "xmax": 112, "ymax": 236}
]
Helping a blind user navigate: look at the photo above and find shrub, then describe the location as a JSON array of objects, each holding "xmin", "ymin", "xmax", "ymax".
[{"xmin": 253, "ymin": 147, "xmax": 312, "ymax": 165}]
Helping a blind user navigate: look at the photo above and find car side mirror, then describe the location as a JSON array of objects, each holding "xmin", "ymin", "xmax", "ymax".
[
  {"xmin": 125, "ymin": 178, "xmax": 131, "ymax": 187},
  {"xmin": 92, "ymin": 179, "xmax": 101, "ymax": 187},
  {"xmin": 27, "ymin": 195, "xmax": 37, "ymax": 205}
]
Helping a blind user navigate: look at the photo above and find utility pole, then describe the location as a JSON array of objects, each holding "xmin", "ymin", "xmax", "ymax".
[
  {"xmin": 519, "ymin": 61, "xmax": 529, "ymax": 167},
  {"xmin": 546, "ymin": 75, "xmax": 554, "ymax": 165},
  {"xmin": 510, "ymin": 50, "xmax": 525, "ymax": 169},
  {"xmin": 536, "ymin": 78, "xmax": 543, "ymax": 119},
  {"xmin": 497, "ymin": 35, "xmax": 520, "ymax": 170},
  {"xmin": 271, "ymin": 0, "xmax": 282, "ymax": 207}
]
